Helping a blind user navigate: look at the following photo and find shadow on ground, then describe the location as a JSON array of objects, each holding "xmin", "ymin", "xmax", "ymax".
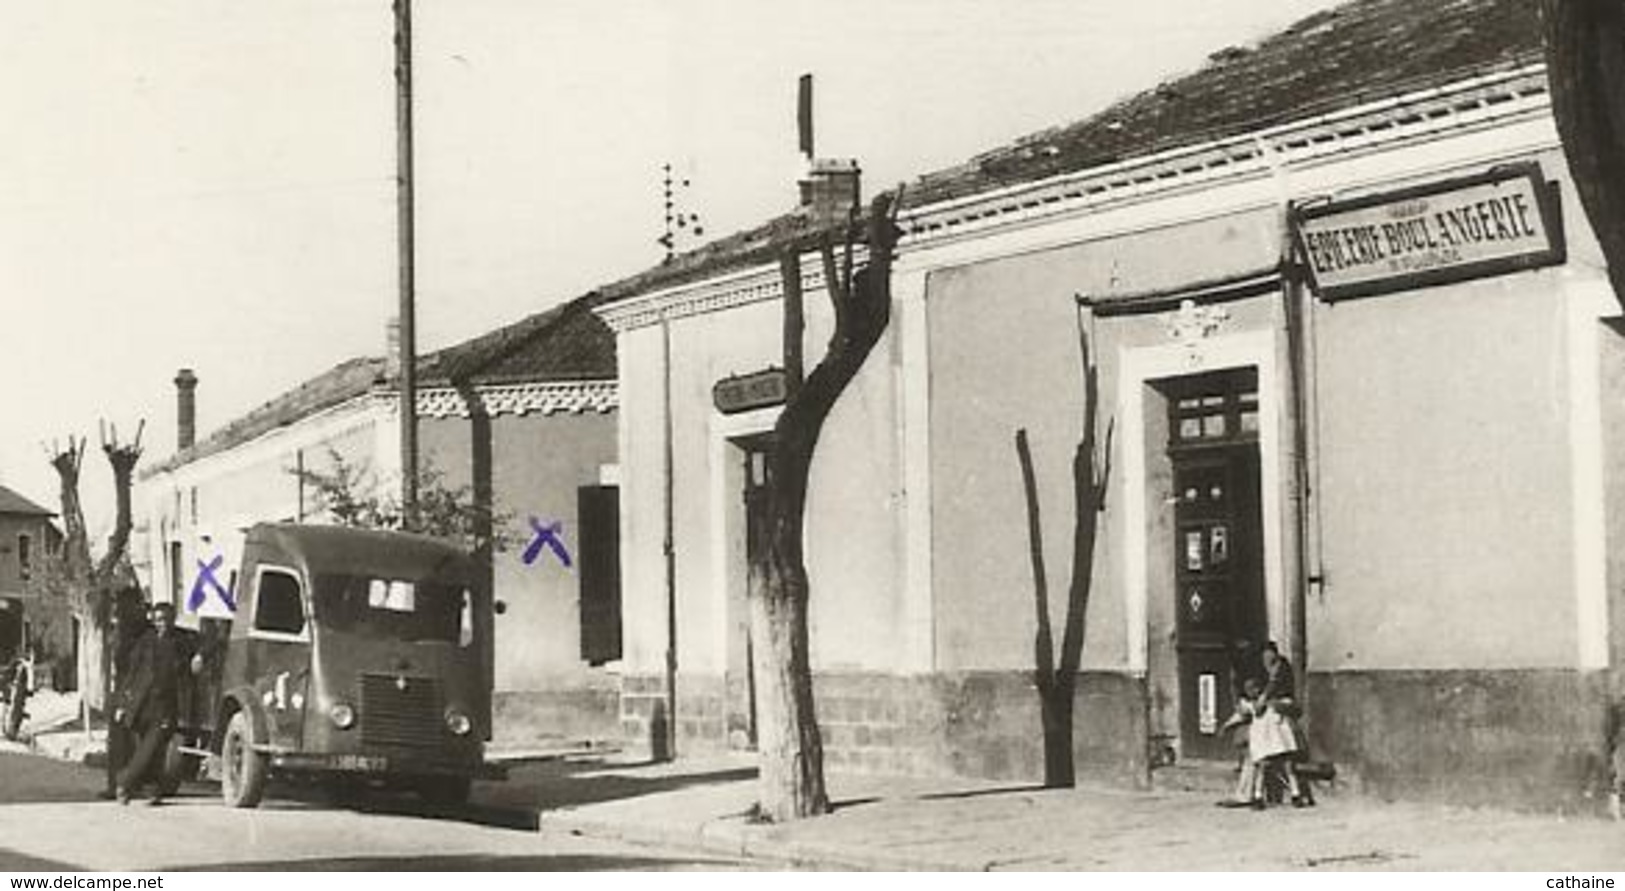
[
  {"xmin": 0, "ymin": 846, "xmax": 81, "ymax": 871},
  {"xmin": 182, "ymin": 852, "xmax": 750, "ymax": 871},
  {"xmin": 476, "ymin": 757, "xmax": 758, "ymax": 814},
  {"xmin": 0, "ymin": 751, "xmax": 110, "ymax": 805},
  {"xmin": 917, "ymin": 784, "xmax": 1047, "ymax": 802},
  {"xmin": 1, "ymin": 746, "xmax": 760, "ymax": 835},
  {"xmin": 208, "ymin": 757, "xmax": 759, "ymax": 832}
]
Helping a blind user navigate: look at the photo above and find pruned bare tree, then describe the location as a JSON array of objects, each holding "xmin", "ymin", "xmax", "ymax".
[
  {"xmin": 749, "ymin": 190, "xmax": 902, "ymax": 822},
  {"xmin": 45, "ymin": 421, "xmax": 144, "ymax": 708},
  {"xmin": 1014, "ymin": 315, "xmax": 1113, "ymax": 788}
]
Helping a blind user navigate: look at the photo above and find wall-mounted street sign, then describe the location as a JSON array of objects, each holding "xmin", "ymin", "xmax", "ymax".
[
  {"xmin": 1294, "ymin": 163, "xmax": 1565, "ymax": 301},
  {"xmin": 713, "ymin": 368, "xmax": 788, "ymax": 415}
]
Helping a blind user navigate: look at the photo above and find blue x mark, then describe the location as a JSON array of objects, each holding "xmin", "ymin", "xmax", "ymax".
[
  {"xmin": 187, "ymin": 555, "xmax": 236, "ymax": 613},
  {"xmin": 522, "ymin": 517, "xmax": 572, "ymax": 568}
]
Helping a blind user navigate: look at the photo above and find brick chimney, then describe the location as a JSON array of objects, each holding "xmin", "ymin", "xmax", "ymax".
[
  {"xmin": 799, "ymin": 157, "xmax": 861, "ymax": 225},
  {"xmin": 174, "ymin": 368, "xmax": 198, "ymax": 451},
  {"xmin": 794, "ymin": 74, "xmax": 861, "ymax": 225}
]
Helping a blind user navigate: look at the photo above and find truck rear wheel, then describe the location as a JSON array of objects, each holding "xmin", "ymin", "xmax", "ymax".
[{"xmin": 220, "ymin": 711, "xmax": 266, "ymax": 808}]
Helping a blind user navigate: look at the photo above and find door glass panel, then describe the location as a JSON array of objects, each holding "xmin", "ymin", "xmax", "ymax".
[
  {"xmin": 1210, "ymin": 525, "xmax": 1229, "ymax": 565},
  {"xmin": 1184, "ymin": 531, "xmax": 1204, "ymax": 571}
]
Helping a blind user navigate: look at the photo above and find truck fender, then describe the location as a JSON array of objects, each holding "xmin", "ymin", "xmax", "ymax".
[{"xmin": 216, "ymin": 686, "xmax": 270, "ymax": 752}]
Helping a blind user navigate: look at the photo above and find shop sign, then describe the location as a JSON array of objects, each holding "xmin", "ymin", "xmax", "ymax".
[
  {"xmin": 713, "ymin": 368, "xmax": 788, "ymax": 415},
  {"xmin": 1295, "ymin": 164, "xmax": 1565, "ymax": 301}
]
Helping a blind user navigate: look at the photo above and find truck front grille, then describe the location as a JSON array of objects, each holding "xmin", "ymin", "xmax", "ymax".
[{"xmin": 359, "ymin": 673, "xmax": 442, "ymax": 748}]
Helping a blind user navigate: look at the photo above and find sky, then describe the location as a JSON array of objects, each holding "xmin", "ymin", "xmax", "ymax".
[{"xmin": 0, "ymin": 0, "xmax": 1346, "ymax": 535}]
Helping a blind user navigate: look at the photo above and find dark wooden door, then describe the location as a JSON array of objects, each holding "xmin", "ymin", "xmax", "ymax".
[{"xmin": 1167, "ymin": 370, "xmax": 1266, "ymax": 760}]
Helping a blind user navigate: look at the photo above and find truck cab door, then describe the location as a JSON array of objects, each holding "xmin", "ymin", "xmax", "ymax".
[{"xmin": 241, "ymin": 563, "xmax": 311, "ymax": 751}]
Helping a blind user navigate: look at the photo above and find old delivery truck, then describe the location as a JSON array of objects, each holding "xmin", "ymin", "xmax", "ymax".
[{"xmin": 170, "ymin": 523, "xmax": 504, "ymax": 807}]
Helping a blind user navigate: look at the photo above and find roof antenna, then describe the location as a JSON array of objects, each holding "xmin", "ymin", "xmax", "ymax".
[{"xmin": 658, "ymin": 163, "xmax": 704, "ymax": 264}]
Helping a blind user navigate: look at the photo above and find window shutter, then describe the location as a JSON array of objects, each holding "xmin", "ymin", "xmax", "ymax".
[{"xmin": 577, "ymin": 485, "xmax": 622, "ymax": 665}]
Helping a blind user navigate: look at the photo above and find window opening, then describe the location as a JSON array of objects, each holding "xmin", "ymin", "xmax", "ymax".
[{"xmin": 254, "ymin": 569, "xmax": 306, "ymax": 636}]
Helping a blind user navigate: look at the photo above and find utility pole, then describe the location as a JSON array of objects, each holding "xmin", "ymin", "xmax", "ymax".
[{"xmin": 393, "ymin": 0, "xmax": 419, "ymax": 519}]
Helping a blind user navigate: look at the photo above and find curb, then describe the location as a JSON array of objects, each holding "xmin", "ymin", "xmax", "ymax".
[{"xmin": 539, "ymin": 808, "xmax": 994, "ymax": 871}]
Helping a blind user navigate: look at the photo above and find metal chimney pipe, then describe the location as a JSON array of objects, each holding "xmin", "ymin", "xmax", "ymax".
[{"xmin": 798, "ymin": 73, "xmax": 814, "ymax": 161}]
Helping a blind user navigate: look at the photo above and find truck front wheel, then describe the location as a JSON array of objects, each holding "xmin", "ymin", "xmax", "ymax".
[{"xmin": 220, "ymin": 711, "xmax": 266, "ymax": 808}]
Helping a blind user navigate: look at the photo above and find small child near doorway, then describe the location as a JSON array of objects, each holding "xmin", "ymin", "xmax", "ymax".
[{"xmin": 1217, "ymin": 676, "xmax": 1314, "ymax": 808}]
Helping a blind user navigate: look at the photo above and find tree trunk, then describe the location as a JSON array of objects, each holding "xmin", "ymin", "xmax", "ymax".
[
  {"xmin": 1542, "ymin": 0, "xmax": 1625, "ymax": 816},
  {"xmin": 747, "ymin": 512, "xmax": 828, "ymax": 821},
  {"xmin": 750, "ymin": 193, "xmax": 901, "ymax": 822},
  {"xmin": 1542, "ymin": 0, "xmax": 1625, "ymax": 306},
  {"xmin": 50, "ymin": 426, "xmax": 142, "ymax": 710},
  {"xmin": 1014, "ymin": 320, "xmax": 1111, "ymax": 789},
  {"xmin": 50, "ymin": 441, "xmax": 94, "ymax": 700}
]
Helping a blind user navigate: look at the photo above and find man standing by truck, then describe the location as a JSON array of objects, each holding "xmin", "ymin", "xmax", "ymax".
[
  {"xmin": 114, "ymin": 602, "xmax": 193, "ymax": 805},
  {"xmin": 100, "ymin": 587, "xmax": 148, "ymax": 801}
]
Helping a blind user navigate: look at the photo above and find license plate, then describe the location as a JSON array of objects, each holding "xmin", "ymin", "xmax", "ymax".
[{"xmin": 334, "ymin": 754, "xmax": 388, "ymax": 772}]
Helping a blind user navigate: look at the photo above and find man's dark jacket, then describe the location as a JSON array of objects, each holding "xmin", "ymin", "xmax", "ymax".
[{"xmin": 118, "ymin": 628, "xmax": 187, "ymax": 729}]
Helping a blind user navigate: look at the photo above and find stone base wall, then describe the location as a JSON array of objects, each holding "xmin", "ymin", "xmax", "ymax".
[
  {"xmin": 619, "ymin": 667, "xmax": 1624, "ymax": 811},
  {"xmin": 1306, "ymin": 669, "xmax": 1617, "ymax": 814},
  {"xmin": 619, "ymin": 670, "xmax": 1148, "ymax": 787},
  {"xmin": 492, "ymin": 677, "xmax": 620, "ymax": 749}
]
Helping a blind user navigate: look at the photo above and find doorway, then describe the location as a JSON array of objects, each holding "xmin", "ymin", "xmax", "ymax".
[
  {"xmin": 1165, "ymin": 368, "xmax": 1267, "ymax": 760},
  {"xmin": 725, "ymin": 433, "xmax": 774, "ymax": 750}
]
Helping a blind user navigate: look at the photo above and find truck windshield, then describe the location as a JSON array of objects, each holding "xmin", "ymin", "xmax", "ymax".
[{"xmin": 313, "ymin": 573, "xmax": 473, "ymax": 646}]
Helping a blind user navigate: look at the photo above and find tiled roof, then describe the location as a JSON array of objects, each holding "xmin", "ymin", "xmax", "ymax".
[
  {"xmin": 598, "ymin": 0, "xmax": 1542, "ymax": 303},
  {"xmin": 592, "ymin": 211, "xmax": 829, "ymax": 307},
  {"xmin": 146, "ymin": 295, "xmax": 616, "ymax": 475},
  {"xmin": 145, "ymin": 355, "xmax": 388, "ymax": 476},
  {"xmin": 0, "ymin": 484, "xmax": 53, "ymax": 517},
  {"xmin": 417, "ymin": 295, "xmax": 615, "ymax": 386},
  {"xmin": 906, "ymin": 0, "xmax": 1540, "ymax": 206}
]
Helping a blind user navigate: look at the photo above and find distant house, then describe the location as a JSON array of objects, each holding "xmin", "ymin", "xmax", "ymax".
[
  {"xmin": 0, "ymin": 484, "xmax": 69, "ymax": 676},
  {"xmin": 135, "ymin": 296, "xmax": 622, "ymax": 746}
]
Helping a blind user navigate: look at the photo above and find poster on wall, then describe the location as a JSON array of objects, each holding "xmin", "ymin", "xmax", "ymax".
[{"xmin": 1294, "ymin": 163, "xmax": 1565, "ymax": 301}]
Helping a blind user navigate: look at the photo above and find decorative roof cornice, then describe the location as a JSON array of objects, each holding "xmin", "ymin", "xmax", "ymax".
[
  {"xmin": 413, "ymin": 379, "xmax": 617, "ymax": 419},
  {"xmin": 148, "ymin": 380, "xmax": 617, "ymax": 480},
  {"xmin": 597, "ymin": 250, "xmax": 867, "ymax": 334},
  {"xmin": 897, "ymin": 63, "xmax": 1550, "ymax": 247},
  {"xmin": 595, "ymin": 63, "xmax": 1551, "ymax": 334}
]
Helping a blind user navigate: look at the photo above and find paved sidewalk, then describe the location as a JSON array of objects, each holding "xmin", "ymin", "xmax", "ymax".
[
  {"xmin": 536, "ymin": 754, "xmax": 1625, "ymax": 871},
  {"xmin": 10, "ymin": 708, "xmax": 1622, "ymax": 871},
  {"xmin": 0, "ymin": 690, "xmax": 91, "ymax": 760}
]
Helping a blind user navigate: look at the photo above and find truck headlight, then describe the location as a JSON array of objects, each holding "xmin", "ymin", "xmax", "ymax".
[
  {"xmin": 329, "ymin": 702, "xmax": 356, "ymax": 729},
  {"xmin": 444, "ymin": 708, "xmax": 472, "ymax": 736}
]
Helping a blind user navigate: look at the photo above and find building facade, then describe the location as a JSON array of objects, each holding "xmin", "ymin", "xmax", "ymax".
[
  {"xmin": 595, "ymin": 0, "xmax": 1623, "ymax": 811},
  {"xmin": 136, "ymin": 298, "xmax": 624, "ymax": 746},
  {"xmin": 0, "ymin": 484, "xmax": 72, "ymax": 687}
]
